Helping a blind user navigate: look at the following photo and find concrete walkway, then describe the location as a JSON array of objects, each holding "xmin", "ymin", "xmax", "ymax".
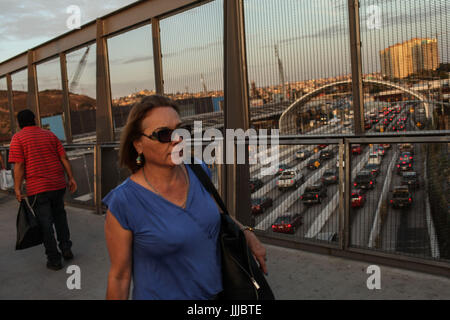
[{"xmin": 0, "ymin": 192, "xmax": 449, "ymax": 300}]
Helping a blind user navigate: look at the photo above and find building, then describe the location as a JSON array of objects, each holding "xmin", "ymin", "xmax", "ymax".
[{"xmin": 380, "ymin": 38, "xmax": 439, "ymax": 79}]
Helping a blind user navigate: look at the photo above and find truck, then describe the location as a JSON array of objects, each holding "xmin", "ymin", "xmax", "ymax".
[
  {"xmin": 399, "ymin": 143, "xmax": 414, "ymax": 155},
  {"xmin": 276, "ymin": 169, "xmax": 305, "ymax": 191}
]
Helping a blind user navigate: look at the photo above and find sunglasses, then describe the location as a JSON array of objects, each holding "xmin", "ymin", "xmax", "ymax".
[{"xmin": 141, "ymin": 125, "xmax": 190, "ymax": 143}]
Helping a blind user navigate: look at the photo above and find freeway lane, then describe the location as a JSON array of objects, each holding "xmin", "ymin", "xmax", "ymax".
[{"xmin": 378, "ymin": 142, "xmax": 431, "ymax": 257}]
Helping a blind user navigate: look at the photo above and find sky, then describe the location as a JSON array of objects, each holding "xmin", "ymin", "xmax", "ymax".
[{"xmin": 1, "ymin": 0, "xmax": 449, "ymax": 99}]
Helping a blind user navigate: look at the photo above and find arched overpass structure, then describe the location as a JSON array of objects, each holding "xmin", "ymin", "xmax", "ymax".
[{"xmin": 279, "ymin": 79, "xmax": 430, "ymax": 134}]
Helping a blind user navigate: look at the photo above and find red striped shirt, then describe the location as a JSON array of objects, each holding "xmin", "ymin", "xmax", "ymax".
[{"xmin": 8, "ymin": 126, "xmax": 67, "ymax": 196}]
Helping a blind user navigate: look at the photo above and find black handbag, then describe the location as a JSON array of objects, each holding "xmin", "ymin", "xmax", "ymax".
[
  {"xmin": 188, "ymin": 162, "xmax": 275, "ymax": 300},
  {"xmin": 16, "ymin": 197, "xmax": 43, "ymax": 250}
]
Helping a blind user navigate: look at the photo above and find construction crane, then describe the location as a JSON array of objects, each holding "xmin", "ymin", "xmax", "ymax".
[
  {"xmin": 274, "ymin": 45, "xmax": 287, "ymax": 101},
  {"xmin": 69, "ymin": 46, "xmax": 91, "ymax": 92}
]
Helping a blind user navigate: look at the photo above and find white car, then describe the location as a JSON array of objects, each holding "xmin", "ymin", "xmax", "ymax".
[
  {"xmin": 367, "ymin": 152, "xmax": 382, "ymax": 165},
  {"xmin": 329, "ymin": 117, "xmax": 339, "ymax": 126}
]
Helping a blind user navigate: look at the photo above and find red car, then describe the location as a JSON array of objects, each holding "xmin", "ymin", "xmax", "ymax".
[
  {"xmin": 317, "ymin": 144, "xmax": 328, "ymax": 150},
  {"xmin": 251, "ymin": 197, "xmax": 273, "ymax": 215},
  {"xmin": 351, "ymin": 189, "xmax": 366, "ymax": 208},
  {"xmin": 351, "ymin": 144, "xmax": 362, "ymax": 155},
  {"xmin": 271, "ymin": 213, "xmax": 303, "ymax": 234}
]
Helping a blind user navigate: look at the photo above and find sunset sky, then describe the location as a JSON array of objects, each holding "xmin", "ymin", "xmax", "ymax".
[{"xmin": 1, "ymin": 0, "xmax": 448, "ymax": 99}]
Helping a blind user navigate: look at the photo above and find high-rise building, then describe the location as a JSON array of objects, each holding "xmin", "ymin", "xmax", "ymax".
[{"xmin": 380, "ymin": 38, "xmax": 439, "ymax": 79}]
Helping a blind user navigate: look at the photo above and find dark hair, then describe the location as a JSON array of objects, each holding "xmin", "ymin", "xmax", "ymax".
[
  {"xmin": 119, "ymin": 94, "xmax": 180, "ymax": 173},
  {"xmin": 17, "ymin": 109, "xmax": 36, "ymax": 128}
]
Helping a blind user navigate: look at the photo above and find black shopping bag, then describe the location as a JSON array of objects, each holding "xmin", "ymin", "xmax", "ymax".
[{"xmin": 15, "ymin": 197, "xmax": 43, "ymax": 250}]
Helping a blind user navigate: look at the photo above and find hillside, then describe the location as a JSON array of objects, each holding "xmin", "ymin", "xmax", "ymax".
[{"xmin": 0, "ymin": 89, "xmax": 96, "ymax": 142}]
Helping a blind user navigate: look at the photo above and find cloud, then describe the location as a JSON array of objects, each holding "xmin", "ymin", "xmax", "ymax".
[{"xmin": 0, "ymin": 0, "xmax": 138, "ymax": 61}]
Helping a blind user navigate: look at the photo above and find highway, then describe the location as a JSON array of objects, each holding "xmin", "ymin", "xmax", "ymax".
[
  {"xmin": 63, "ymin": 100, "xmax": 438, "ymax": 259},
  {"xmin": 243, "ymin": 102, "xmax": 436, "ymax": 259}
]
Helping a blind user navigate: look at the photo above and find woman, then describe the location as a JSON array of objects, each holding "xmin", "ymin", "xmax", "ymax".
[{"xmin": 103, "ymin": 94, "xmax": 267, "ymax": 300}]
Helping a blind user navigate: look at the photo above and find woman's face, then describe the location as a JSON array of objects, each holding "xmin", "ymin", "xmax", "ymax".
[{"xmin": 133, "ymin": 106, "xmax": 184, "ymax": 168}]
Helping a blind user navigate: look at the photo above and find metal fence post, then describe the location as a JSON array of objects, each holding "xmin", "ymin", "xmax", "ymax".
[
  {"xmin": 152, "ymin": 18, "xmax": 164, "ymax": 95},
  {"xmin": 27, "ymin": 50, "xmax": 41, "ymax": 127},
  {"xmin": 96, "ymin": 19, "xmax": 114, "ymax": 142},
  {"xmin": 347, "ymin": 0, "xmax": 365, "ymax": 135},
  {"xmin": 94, "ymin": 144, "xmax": 103, "ymax": 215},
  {"xmin": 344, "ymin": 139, "xmax": 351, "ymax": 249},
  {"xmin": 338, "ymin": 139, "xmax": 346, "ymax": 250},
  {"xmin": 224, "ymin": 0, "xmax": 252, "ymax": 225},
  {"xmin": 96, "ymin": 18, "xmax": 114, "ymax": 214},
  {"xmin": 59, "ymin": 53, "xmax": 73, "ymax": 144},
  {"xmin": 6, "ymin": 74, "xmax": 16, "ymax": 135}
]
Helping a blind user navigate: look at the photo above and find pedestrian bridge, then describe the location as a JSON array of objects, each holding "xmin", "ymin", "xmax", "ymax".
[
  {"xmin": 0, "ymin": 0, "xmax": 449, "ymax": 300},
  {"xmin": 1, "ymin": 192, "xmax": 449, "ymax": 299}
]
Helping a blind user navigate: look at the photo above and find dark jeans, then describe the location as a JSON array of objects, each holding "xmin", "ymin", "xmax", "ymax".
[{"xmin": 28, "ymin": 188, "xmax": 72, "ymax": 263}]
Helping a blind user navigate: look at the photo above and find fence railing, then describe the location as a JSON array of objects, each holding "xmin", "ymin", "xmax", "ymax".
[
  {"xmin": 0, "ymin": 0, "xmax": 449, "ymax": 276},
  {"xmin": 1, "ymin": 130, "xmax": 449, "ymax": 276}
]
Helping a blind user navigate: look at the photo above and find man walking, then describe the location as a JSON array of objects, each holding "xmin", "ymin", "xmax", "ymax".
[{"xmin": 9, "ymin": 109, "xmax": 77, "ymax": 270}]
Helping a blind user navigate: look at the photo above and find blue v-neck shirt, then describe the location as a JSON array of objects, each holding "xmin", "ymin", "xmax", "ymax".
[{"xmin": 102, "ymin": 161, "xmax": 222, "ymax": 300}]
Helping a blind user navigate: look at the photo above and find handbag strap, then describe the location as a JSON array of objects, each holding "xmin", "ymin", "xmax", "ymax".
[
  {"xmin": 187, "ymin": 159, "xmax": 229, "ymax": 216},
  {"xmin": 23, "ymin": 196, "xmax": 37, "ymax": 217}
]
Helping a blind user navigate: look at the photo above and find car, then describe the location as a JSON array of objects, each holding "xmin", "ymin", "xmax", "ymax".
[
  {"xmin": 394, "ymin": 120, "xmax": 406, "ymax": 129},
  {"xmin": 364, "ymin": 121, "xmax": 372, "ymax": 130},
  {"xmin": 401, "ymin": 172, "xmax": 420, "ymax": 190},
  {"xmin": 353, "ymin": 170, "xmax": 375, "ymax": 190},
  {"xmin": 343, "ymin": 120, "xmax": 352, "ymax": 127},
  {"xmin": 351, "ymin": 144, "xmax": 362, "ymax": 155},
  {"xmin": 317, "ymin": 144, "xmax": 328, "ymax": 150},
  {"xmin": 374, "ymin": 145, "xmax": 385, "ymax": 157},
  {"xmin": 295, "ymin": 149, "xmax": 312, "ymax": 161},
  {"xmin": 301, "ymin": 183, "xmax": 328, "ymax": 205},
  {"xmin": 367, "ymin": 152, "xmax": 382, "ymax": 165},
  {"xmin": 251, "ymin": 197, "xmax": 273, "ymax": 215},
  {"xmin": 276, "ymin": 164, "xmax": 290, "ymax": 175},
  {"xmin": 399, "ymin": 152, "xmax": 413, "ymax": 162},
  {"xmin": 399, "ymin": 143, "xmax": 414, "ymax": 155},
  {"xmin": 375, "ymin": 123, "xmax": 385, "ymax": 132},
  {"xmin": 390, "ymin": 186, "xmax": 413, "ymax": 209},
  {"xmin": 307, "ymin": 158, "xmax": 322, "ymax": 170},
  {"xmin": 351, "ymin": 189, "xmax": 366, "ymax": 208},
  {"xmin": 321, "ymin": 169, "xmax": 338, "ymax": 185},
  {"xmin": 329, "ymin": 117, "xmax": 339, "ymax": 126},
  {"xmin": 249, "ymin": 178, "xmax": 263, "ymax": 193},
  {"xmin": 276, "ymin": 169, "xmax": 305, "ymax": 190},
  {"xmin": 382, "ymin": 143, "xmax": 391, "ymax": 149},
  {"xmin": 396, "ymin": 158, "xmax": 413, "ymax": 174},
  {"xmin": 370, "ymin": 116, "xmax": 379, "ymax": 124},
  {"xmin": 320, "ymin": 114, "xmax": 328, "ymax": 124},
  {"xmin": 271, "ymin": 213, "xmax": 303, "ymax": 234},
  {"xmin": 319, "ymin": 149, "xmax": 335, "ymax": 160},
  {"xmin": 363, "ymin": 163, "xmax": 380, "ymax": 177}
]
